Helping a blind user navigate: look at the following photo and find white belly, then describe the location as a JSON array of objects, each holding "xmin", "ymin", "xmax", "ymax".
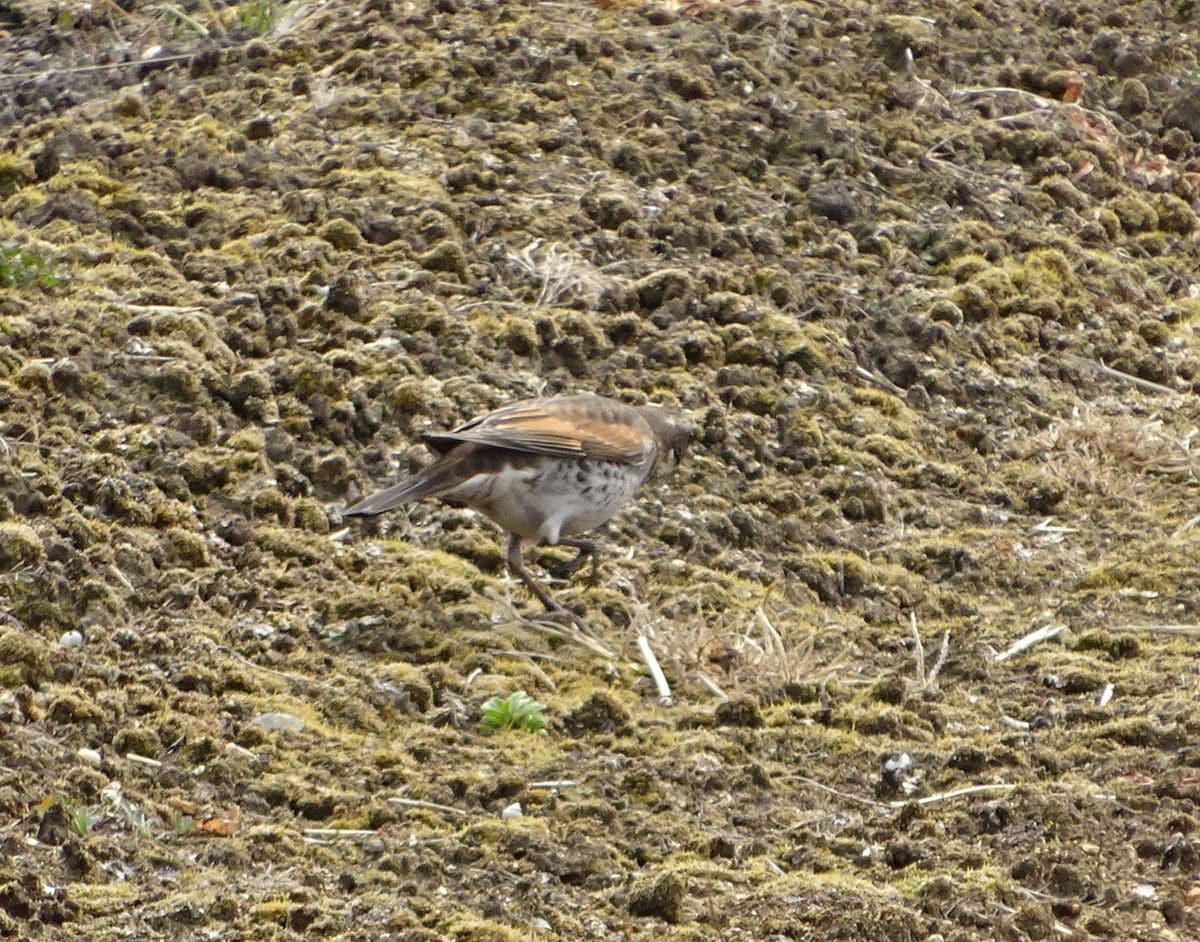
[{"xmin": 446, "ymin": 458, "xmax": 648, "ymax": 544}]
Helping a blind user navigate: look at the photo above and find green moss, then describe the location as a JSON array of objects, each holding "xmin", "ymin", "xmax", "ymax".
[
  {"xmin": 112, "ymin": 725, "xmax": 162, "ymax": 757},
  {"xmin": 0, "ymin": 522, "xmax": 43, "ymax": 568},
  {"xmin": 0, "ymin": 155, "xmax": 34, "ymax": 195},
  {"xmin": 318, "ymin": 218, "xmax": 363, "ymax": 250},
  {"xmin": 420, "ymin": 240, "xmax": 469, "ymax": 278},
  {"xmin": 165, "ymin": 527, "xmax": 210, "ymax": 568},
  {"xmin": 947, "ymin": 253, "xmax": 991, "ymax": 282},
  {"xmin": 255, "ymin": 526, "xmax": 326, "ymax": 565},
  {"xmin": 1153, "ymin": 193, "xmax": 1196, "ymax": 234},
  {"xmin": 293, "ymin": 498, "xmax": 331, "ymax": 533},
  {"xmin": 0, "ymin": 628, "xmax": 51, "ymax": 686},
  {"xmin": 0, "ymin": 242, "xmax": 63, "ymax": 290},
  {"xmin": 1075, "ymin": 560, "xmax": 1176, "ymax": 594},
  {"xmin": 250, "ymin": 488, "xmax": 291, "ymax": 521},
  {"xmin": 14, "ymin": 361, "xmax": 51, "ymax": 391},
  {"xmin": 179, "ymin": 449, "xmax": 229, "ymax": 492},
  {"xmin": 495, "ymin": 316, "xmax": 539, "ymax": 355},
  {"xmin": 47, "ymin": 691, "xmax": 107, "ymax": 724},
  {"xmin": 1095, "ymin": 208, "xmax": 1121, "ymax": 239},
  {"xmin": 1109, "ymin": 195, "xmax": 1157, "ymax": 233}
]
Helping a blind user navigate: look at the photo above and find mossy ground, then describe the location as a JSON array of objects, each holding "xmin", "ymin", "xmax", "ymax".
[{"xmin": 2, "ymin": 0, "xmax": 1200, "ymax": 938}]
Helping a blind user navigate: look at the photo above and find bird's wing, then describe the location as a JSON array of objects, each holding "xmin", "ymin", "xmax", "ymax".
[{"xmin": 423, "ymin": 397, "xmax": 650, "ymax": 464}]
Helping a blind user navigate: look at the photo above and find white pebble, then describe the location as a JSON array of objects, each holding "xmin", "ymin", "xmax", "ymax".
[{"xmin": 77, "ymin": 748, "xmax": 102, "ymax": 767}]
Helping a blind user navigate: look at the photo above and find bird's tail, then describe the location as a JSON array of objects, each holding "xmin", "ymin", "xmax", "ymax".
[{"xmin": 342, "ymin": 454, "xmax": 473, "ymax": 517}]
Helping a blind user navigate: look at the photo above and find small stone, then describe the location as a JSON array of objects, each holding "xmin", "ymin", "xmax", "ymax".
[
  {"xmin": 807, "ymin": 181, "xmax": 858, "ymax": 223},
  {"xmin": 223, "ymin": 742, "xmax": 259, "ymax": 762},
  {"xmin": 1164, "ymin": 86, "xmax": 1200, "ymax": 139},
  {"xmin": 714, "ymin": 696, "xmax": 763, "ymax": 728},
  {"xmin": 325, "ymin": 273, "xmax": 364, "ymax": 317},
  {"xmin": 564, "ymin": 692, "xmax": 631, "ymax": 736},
  {"xmin": 633, "ymin": 269, "xmax": 696, "ymax": 311},
  {"xmin": 500, "ymin": 802, "xmax": 523, "ymax": 820},
  {"xmin": 365, "ymin": 217, "xmax": 404, "ymax": 245},
  {"xmin": 77, "ymin": 748, "xmax": 102, "ymax": 767},
  {"xmin": 585, "ymin": 191, "xmax": 639, "ymax": 230},
  {"xmin": 251, "ymin": 712, "xmax": 306, "ymax": 734},
  {"xmin": 628, "ymin": 872, "xmax": 685, "ymax": 923},
  {"xmin": 58, "ymin": 631, "xmax": 84, "ymax": 648},
  {"xmin": 245, "ymin": 117, "xmax": 274, "ymax": 140},
  {"xmin": 1116, "ymin": 78, "xmax": 1150, "ymax": 117}
]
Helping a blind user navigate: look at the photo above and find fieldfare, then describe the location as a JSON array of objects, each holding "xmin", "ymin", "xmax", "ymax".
[{"xmin": 343, "ymin": 393, "xmax": 692, "ymax": 614}]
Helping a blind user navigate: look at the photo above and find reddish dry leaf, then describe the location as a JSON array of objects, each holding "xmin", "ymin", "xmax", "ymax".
[
  {"xmin": 198, "ymin": 806, "xmax": 242, "ymax": 837},
  {"xmin": 1070, "ymin": 160, "xmax": 1094, "ymax": 182}
]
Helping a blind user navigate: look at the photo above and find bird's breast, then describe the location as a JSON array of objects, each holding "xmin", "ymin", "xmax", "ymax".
[{"xmin": 454, "ymin": 456, "xmax": 649, "ymax": 543}]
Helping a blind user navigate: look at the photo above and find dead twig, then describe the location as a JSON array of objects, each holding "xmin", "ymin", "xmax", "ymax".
[
  {"xmin": 910, "ymin": 613, "xmax": 951, "ymax": 692},
  {"xmin": 888, "ymin": 783, "xmax": 1015, "ymax": 809},
  {"xmin": 1066, "ymin": 355, "xmax": 1180, "ymax": 398},
  {"xmin": 787, "ymin": 775, "xmax": 886, "ymax": 809},
  {"xmin": 1105, "ymin": 624, "xmax": 1200, "ymax": 635},
  {"xmin": 386, "ymin": 797, "xmax": 469, "ymax": 817},
  {"xmin": 302, "ymin": 828, "xmax": 379, "ymax": 842},
  {"xmin": 994, "ymin": 624, "xmax": 1065, "ymax": 662},
  {"xmin": 637, "ymin": 635, "xmax": 674, "ymax": 707}
]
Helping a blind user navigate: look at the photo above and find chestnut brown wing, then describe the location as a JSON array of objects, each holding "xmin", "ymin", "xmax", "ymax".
[{"xmin": 423, "ymin": 396, "xmax": 652, "ymax": 464}]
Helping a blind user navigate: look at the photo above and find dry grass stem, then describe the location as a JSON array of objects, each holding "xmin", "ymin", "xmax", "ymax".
[
  {"xmin": 506, "ymin": 240, "xmax": 613, "ymax": 308},
  {"xmin": 387, "ymin": 797, "xmax": 469, "ymax": 817},
  {"xmin": 1105, "ymin": 624, "xmax": 1200, "ymax": 635},
  {"xmin": 994, "ymin": 624, "xmax": 1065, "ymax": 662},
  {"xmin": 637, "ymin": 635, "xmax": 674, "ymax": 706}
]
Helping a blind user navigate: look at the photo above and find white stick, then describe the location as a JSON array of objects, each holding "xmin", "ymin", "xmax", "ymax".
[
  {"xmin": 386, "ymin": 797, "xmax": 468, "ymax": 816},
  {"xmin": 888, "ymin": 783, "xmax": 1015, "ymax": 809},
  {"xmin": 302, "ymin": 828, "xmax": 378, "ymax": 840},
  {"xmin": 636, "ymin": 635, "xmax": 673, "ymax": 707},
  {"xmin": 994, "ymin": 624, "xmax": 1065, "ymax": 662},
  {"xmin": 697, "ymin": 672, "xmax": 728, "ymax": 700},
  {"xmin": 1107, "ymin": 624, "xmax": 1200, "ymax": 635}
]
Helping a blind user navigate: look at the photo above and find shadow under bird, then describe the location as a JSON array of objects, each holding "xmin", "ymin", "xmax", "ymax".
[{"xmin": 342, "ymin": 393, "xmax": 693, "ymax": 614}]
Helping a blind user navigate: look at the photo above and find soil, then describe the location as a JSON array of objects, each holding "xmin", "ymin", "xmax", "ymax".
[{"xmin": 2, "ymin": 0, "xmax": 1200, "ymax": 938}]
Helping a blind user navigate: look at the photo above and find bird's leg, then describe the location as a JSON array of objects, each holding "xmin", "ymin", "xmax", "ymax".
[
  {"xmin": 553, "ymin": 537, "xmax": 600, "ymax": 585},
  {"xmin": 506, "ymin": 532, "xmax": 562, "ymax": 613},
  {"xmin": 506, "ymin": 533, "xmax": 599, "ymax": 635}
]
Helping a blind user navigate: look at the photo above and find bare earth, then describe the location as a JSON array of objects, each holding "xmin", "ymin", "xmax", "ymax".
[{"xmin": 2, "ymin": 0, "xmax": 1200, "ymax": 938}]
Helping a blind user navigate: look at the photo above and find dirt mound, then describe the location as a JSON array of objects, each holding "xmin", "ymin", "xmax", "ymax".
[{"xmin": 2, "ymin": 0, "xmax": 1200, "ymax": 938}]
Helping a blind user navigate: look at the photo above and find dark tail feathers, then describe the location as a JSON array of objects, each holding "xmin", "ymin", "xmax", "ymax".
[{"xmin": 342, "ymin": 454, "xmax": 471, "ymax": 517}]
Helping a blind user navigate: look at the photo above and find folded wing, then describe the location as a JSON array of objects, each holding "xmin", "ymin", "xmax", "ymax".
[{"xmin": 423, "ymin": 396, "xmax": 651, "ymax": 464}]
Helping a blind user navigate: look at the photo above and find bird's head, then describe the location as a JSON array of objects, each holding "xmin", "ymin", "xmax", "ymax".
[{"xmin": 637, "ymin": 403, "xmax": 695, "ymax": 473}]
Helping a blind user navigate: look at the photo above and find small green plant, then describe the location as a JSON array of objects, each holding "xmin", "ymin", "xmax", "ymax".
[
  {"xmin": 480, "ymin": 691, "xmax": 547, "ymax": 734},
  {"xmin": 236, "ymin": 0, "xmax": 284, "ymax": 34},
  {"xmin": 64, "ymin": 801, "xmax": 100, "ymax": 837},
  {"xmin": 168, "ymin": 811, "xmax": 195, "ymax": 838},
  {"xmin": 0, "ymin": 242, "xmax": 63, "ymax": 290}
]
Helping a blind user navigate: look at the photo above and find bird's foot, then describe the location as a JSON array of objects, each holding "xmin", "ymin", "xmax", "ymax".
[{"xmin": 548, "ymin": 539, "xmax": 600, "ymax": 585}]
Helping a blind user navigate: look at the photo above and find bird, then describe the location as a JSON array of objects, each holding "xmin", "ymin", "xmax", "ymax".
[{"xmin": 342, "ymin": 393, "xmax": 693, "ymax": 615}]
